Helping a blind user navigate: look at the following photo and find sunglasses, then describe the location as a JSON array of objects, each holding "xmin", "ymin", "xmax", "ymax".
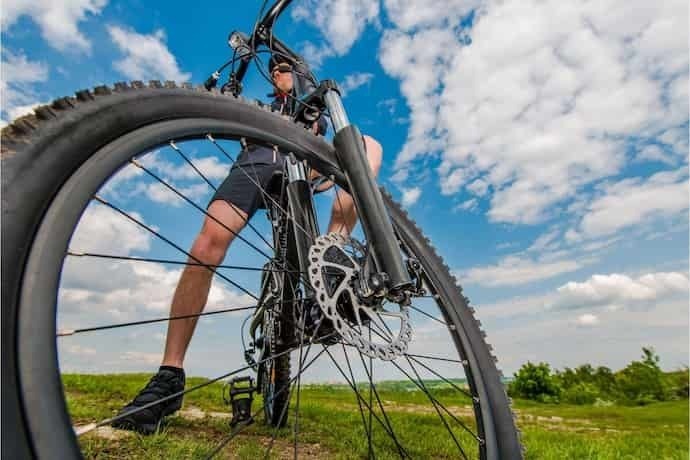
[{"xmin": 273, "ymin": 63, "xmax": 293, "ymax": 74}]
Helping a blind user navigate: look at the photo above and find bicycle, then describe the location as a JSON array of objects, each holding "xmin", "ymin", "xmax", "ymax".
[{"xmin": 1, "ymin": 1, "xmax": 523, "ymax": 458}]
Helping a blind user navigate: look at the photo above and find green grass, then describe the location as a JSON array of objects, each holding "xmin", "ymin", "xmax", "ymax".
[{"xmin": 62, "ymin": 374, "xmax": 689, "ymax": 459}]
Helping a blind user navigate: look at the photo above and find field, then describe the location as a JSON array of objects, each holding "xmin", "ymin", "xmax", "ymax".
[{"xmin": 64, "ymin": 374, "xmax": 689, "ymax": 459}]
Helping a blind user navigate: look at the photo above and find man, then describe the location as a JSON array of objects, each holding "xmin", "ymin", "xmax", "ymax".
[{"xmin": 112, "ymin": 56, "xmax": 383, "ymax": 434}]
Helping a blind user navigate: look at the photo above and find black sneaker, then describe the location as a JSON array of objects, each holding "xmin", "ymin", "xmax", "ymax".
[{"xmin": 111, "ymin": 366, "xmax": 185, "ymax": 434}]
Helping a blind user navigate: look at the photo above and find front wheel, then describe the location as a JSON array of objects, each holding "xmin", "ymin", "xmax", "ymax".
[{"xmin": 2, "ymin": 81, "xmax": 522, "ymax": 459}]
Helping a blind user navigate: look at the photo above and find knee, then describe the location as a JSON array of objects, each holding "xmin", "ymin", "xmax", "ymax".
[
  {"xmin": 191, "ymin": 226, "xmax": 231, "ymax": 265},
  {"xmin": 363, "ymin": 135, "xmax": 383, "ymax": 175}
]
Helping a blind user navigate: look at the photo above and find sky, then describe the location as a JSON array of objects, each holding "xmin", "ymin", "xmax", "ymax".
[{"xmin": 2, "ymin": 0, "xmax": 688, "ymax": 381}]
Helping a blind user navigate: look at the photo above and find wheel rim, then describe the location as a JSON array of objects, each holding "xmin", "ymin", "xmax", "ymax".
[{"xmin": 17, "ymin": 119, "xmax": 500, "ymax": 459}]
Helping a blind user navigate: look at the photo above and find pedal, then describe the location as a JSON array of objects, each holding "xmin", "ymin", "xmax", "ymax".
[{"xmin": 223, "ymin": 376, "xmax": 256, "ymax": 428}]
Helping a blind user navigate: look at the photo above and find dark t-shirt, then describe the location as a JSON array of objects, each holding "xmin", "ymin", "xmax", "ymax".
[{"xmin": 236, "ymin": 92, "xmax": 328, "ymax": 166}]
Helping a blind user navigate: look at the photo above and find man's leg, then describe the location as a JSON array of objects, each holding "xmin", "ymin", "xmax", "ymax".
[
  {"xmin": 112, "ymin": 199, "xmax": 250, "ymax": 433},
  {"xmin": 161, "ymin": 200, "xmax": 249, "ymax": 368},
  {"xmin": 327, "ymin": 135, "xmax": 383, "ymax": 235}
]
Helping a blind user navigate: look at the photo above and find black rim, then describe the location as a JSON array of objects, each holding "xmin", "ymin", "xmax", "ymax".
[{"xmin": 17, "ymin": 118, "xmax": 499, "ymax": 459}]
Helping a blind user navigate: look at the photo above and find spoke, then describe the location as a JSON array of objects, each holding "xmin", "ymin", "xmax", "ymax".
[
  {"xmin": 76, "ymin": 345, "xmax": 296, "ymax": 437},
  {"xmin": 406, "ymin": 355, "xmax": 473, "ymax": 399},
  {"xmin": 168, "ymin": 140, "xmax": 275, "ymax": 252},
  {"xmin": 355, "ymin": 349, "xmax": 409, "ymax": 459},
  {"xmin": 168, "ymin": 140, "xmax": 218, "ymax": 191},
  {"xmin": 66, "ymin": 251, "xmax": 302, "ymax": 273},
  {"xmin": 395, "ymin": 357, "xmax": 473, "ymax": 457},
  {"xmin": 408, "ymin": 304, "xmax": 447, "ymax": 325},
  {"xmin": 322, "ymin": 347, "xmax": 411, "ymax": 459},
  {"xmin": 368, "ymin": 328, "xmax": 374, "ymax": 459},
  {"xmin": 130, "ymin": 159, "xmax": 274, "ymax": 259},
  {"xmin": 93, "ymin": 195, "xmax": 259, "ymax": 300},
  {"xmin": 341, "ymin": 344, "xmax": 374, "ymax": 459},
  {"xmin": 57, "ymin": 304, "xmax": 256, "ymax": 337},
  {"xmin": 405, "ymin": 353, "xmax": 466, "ymax": 365},
  {"xmin": 292, "ymin": 289, "xmax": 309, "ymax": 459},
  {"xmin": 368, "ymin": 316, "xmax": 393, "ymax": 342},
  {"xmin": 404, "ymin": 357, "xmax": 482, "ymax": 444},
  {"xmin": 205, "ymin": 342, "xmax": 332, "ymax": 459},
  {"xmin": 263, "ymin": 321, "xmax": 321, "ymax": 460}
]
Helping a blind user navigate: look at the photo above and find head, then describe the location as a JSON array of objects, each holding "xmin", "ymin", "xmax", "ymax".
[{"xmin": 269, "ymin": 56, "xmax": 293, "ymax": 94}]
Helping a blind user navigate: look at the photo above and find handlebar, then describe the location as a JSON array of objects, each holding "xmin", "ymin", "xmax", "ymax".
[{"xmin": 234, "ymin": 0, "xmax": 297, "ymax": 83}]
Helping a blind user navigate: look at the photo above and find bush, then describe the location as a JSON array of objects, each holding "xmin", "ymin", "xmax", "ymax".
[
  {"xmin": 508, "ymin": 347, "xmax": 687, "ymax": 405},
  {"xmin": 615, "ymin": 347, "xmax": 670, "ymax": 404},
  {"xmin": 508, "ymin": 362, "xmax": 561, "ymax": 402},
  {"xmin": 562, "ymin": 382, "xmax": 599, "ymax": 405},
  {"xmin": 665, "ymin": 367, "xmax": 689, "ymax": 399}
]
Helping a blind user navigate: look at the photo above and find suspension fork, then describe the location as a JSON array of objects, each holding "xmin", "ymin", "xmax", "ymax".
[
  {"xmin": 323, "ymin": 90, "xmax": 412, "ymax": 293},
  {"xmin": 284, "ymin": 155, "xmax": 319, "ymax": 299}
]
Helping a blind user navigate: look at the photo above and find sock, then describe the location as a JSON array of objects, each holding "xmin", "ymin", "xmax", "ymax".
[{"xmin": 159, "ymin": 365, "xmax": 185, "ymax": 377}]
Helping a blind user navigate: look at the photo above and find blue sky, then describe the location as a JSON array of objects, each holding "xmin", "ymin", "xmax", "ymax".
[{"xmin": 3, "ymin": 0, "xmax": 688, "ymax": 380}]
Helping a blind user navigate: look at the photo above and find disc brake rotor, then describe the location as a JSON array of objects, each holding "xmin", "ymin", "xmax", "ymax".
[{"xmin": 308, "ymin": 233, "xmax": 412, "ymax": 360}]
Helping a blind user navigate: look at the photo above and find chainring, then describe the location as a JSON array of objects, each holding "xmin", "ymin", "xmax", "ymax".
[{"xmin": 307, "ymin": 233, "xmax": 412, "ymax": 360}]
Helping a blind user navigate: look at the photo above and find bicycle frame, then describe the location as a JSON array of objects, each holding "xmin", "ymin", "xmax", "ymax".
[{"xmin": 233, "ymin": 0, "xmax": 412, "ymax": 294}]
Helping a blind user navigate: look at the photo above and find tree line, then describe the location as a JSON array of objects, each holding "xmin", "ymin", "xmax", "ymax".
[{"xmin": 507, "ymin": 347, "xmax": 689, "ymax": 405}]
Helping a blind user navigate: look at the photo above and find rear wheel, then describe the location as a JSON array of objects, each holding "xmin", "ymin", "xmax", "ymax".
[{"xmin": 1, "ymin": 82, "xmax": 522, "ymax": 459}]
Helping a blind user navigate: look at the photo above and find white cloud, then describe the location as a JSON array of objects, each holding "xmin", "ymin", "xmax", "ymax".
[
  {"xmin": 2, "ymin": 0, "xmax": 106, "ymax": 53},
  {"xmin": 573, "ymin": 167, "xmax": 689, "ymax": 240},
  {"xmin": 527, "ymin": 228, "xmax": 561, "ymax": 253},
  {"xmin": 145, "ymin": 181, "xmax": 208, "ymax": 207},
  {"xmin": 554, "ymin": 271, "xmax": 689, "ymax": 310},
  {"xmin": 107, "ymin": 26, "xmax": 191, "ymax": 82},
  {"xmin": 400, "ymin": 186, "xmax": 421, "ymax": 206},
  {"xmin": 466, "ymin": 178, "xmax": 489, "ymax": 197},
  {"xmin": 380, "ymin": 0, "xmax": 689, "ymax": 225},
  {"xmin": 339, "ymin": 72, "xmax": 374, "ymax": 97},
  {"xmin": 384, "ymin": 0, "xmax": 480, "ymax": 30},
  {"xmin": 636, "ymin": 144, "xmax": 678, "ymax": 165},
  {"xmin": 60, "ymin": 200, "xmax": 254, "ymax": 324},
  {"xmin": 454, "ymin": 198, "xmax": 477, "ymax": 212},
  {"xmin": 461, "ymin": 254, "xmax": 584, "ymax": 287},
  {"xmin": 476, "ymin": 270, "xmax": 688, "ymax": 321},
  {"xmin": 69, "ymin": 204, "xmax": 152, "ymax": 255},
  {"xmin": 377, "ymin": 98, "xmax": 397, "ymax": 115},
  {"xmin": 1, "ymin": 49, "xmax": 49, "ymax": 121},
  {"xmin": 120, "ymin": 351, "xmax": 163, "ymax": 365},
  {"xmin": 65, "ymin": 344, "xmax": 98, "ymax": 356},
  {"xmin": 292, "ymin": 0, "xmax": 379, "ymax": 65},
  {"xmin": 138, "ymin": 149, "xmax": 231, "ymax": 181},
  {"xmin": 574, "ymin": 313, "xmax": 599, "ymax": 327}
]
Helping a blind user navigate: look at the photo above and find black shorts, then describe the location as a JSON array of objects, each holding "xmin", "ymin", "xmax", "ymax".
[
  {"xmin": 208, "ymin": 162, "xmax": 283, "ymax": 219},
  {"xmin": 209, "ymin": 136, "xmax": 369, "ymax": 218}
]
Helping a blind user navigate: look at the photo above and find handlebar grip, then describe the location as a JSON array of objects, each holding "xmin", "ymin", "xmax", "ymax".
[{"xmin": 204, "ymin": 72, "xmax": 220, "ymax": 91}]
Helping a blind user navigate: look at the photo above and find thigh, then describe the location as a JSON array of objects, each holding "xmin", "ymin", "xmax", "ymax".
[{"xmin": 201, "ymin": 200, "xmax": 249, "ymax": 247}]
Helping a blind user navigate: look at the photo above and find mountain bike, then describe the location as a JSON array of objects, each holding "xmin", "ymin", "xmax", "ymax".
[{"xmin": 1, "ymin": 0, "xmax": 523, "ymax": 458}]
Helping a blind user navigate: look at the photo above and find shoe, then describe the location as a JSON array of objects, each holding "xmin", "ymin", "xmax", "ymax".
[{"xmin": 111, "ymin": 366, "xmax": 185, "ymax": 435}]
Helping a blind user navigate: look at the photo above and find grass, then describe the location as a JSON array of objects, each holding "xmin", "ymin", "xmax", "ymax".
[{"xmin": 63, "ymin": 374, "xmax": 689, "ymax": 459}]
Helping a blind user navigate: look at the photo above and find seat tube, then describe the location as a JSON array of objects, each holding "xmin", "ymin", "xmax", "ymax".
[{"xmin": 324, "ymin": 89, "xmax": 411, "ymax": 291}]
